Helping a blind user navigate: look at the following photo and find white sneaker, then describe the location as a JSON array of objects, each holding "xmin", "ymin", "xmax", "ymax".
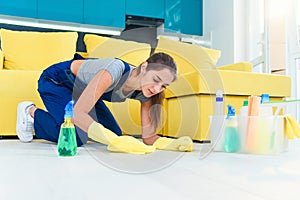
[{"xmin": 16, "ymin": 101, "xmax": 35, "ymax": 142}]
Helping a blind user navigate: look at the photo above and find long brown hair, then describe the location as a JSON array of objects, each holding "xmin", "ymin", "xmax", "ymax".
[{"xmin": 137, "ymin": 52, "xmax": 177, "ymax": 131}]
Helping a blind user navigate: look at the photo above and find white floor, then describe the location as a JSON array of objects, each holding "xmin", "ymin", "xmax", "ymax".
[{"xmin": 1, "ymin": 139, "xmax": 300, "ymax": 200}]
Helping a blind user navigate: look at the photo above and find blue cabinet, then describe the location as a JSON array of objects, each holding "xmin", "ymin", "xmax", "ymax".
[
  {"xmin": 84, "ymin": 0, "xmax": 125, "ymax": 28},
  {"xmin": 126, "ymin": 0, "xmax": 164, "ymax": 19},
  {"xmin": 38, "ymin": 0, "xmax": 83, "ymax": 23},
  {"xmin": 0, "ymin": 0, "xmax": 37, "ymax": 18},
  {"xmin": 0, "ymin": 0, "xmax": 203, "ymax": 35},
  {"xmin": 0, "ymin": 0, "xmax": 125, "ymax": 29},
  {"xmin": 165, "ymin": 0, "xmax": 203, "ymax": 36}
]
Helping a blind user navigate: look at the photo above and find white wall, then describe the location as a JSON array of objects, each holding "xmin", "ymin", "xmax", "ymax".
[
  {"xmin": 203, "ymin": 0, "xmax": 235, "ymax": 66},
  {"xmin": 233, "ymin": 0, "xmax": 247, "ymax": 63},
  {"xmin": 203, "ymin": 0, "xmax": 260, "ymax": 66}
]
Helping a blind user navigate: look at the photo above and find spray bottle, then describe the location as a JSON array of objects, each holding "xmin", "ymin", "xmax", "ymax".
[
  {"xmin": 224, "ymin": 104, "xmax": 240, "ymax": 152},
  {"xmin": 260, "ymin": 94, "xmax": 273, "ymax": 116},
  {"xmin": 239, "ymin": 100, "xmax": 249, "ymax": 116},
  {"xmin": 211, "ymin": 90, "xmax": 225, "ymax": 151},
  {"xmin": 214, "ymin": 90, "xmax": 224, "ymax": 116},
  {"xmin": 57, "ymin": 100, "xmax": 77, "ymax": 156}
]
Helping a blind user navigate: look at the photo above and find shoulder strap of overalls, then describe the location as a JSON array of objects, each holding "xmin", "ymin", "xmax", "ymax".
[{"xmin": 117, "ymin": 59, "xmax": 131, "ymax": 75}]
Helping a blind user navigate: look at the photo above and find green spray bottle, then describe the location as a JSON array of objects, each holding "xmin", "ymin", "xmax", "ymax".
[
  {"xmin": 57, "ymin": 100, "xmax": 77, "ymax": 156},
  {"xmin": 224, "ymin": 104, "xmax": 240, "ymax": 152}
]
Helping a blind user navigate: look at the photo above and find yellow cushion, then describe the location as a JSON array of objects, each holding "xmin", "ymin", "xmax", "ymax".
[
  {"xmin": 84, "ymin": 34, "xmax": 109, "ymax": 53},
  {"xmin": 202, "ymin": 46, "xmax": 222, "ymax": 66},
  {"xmin": 154, "ymin": 37, "xmax": 221, "ymax": 74},
  {"xmin": 217, "ymin": 62, "xmax": 253, "ymax": 72},
  {"xmin": 76, "ymin": 51, "xmax": 89, "ymax": 58},
  {"xmin": 0, "ymin": 29, "xmax": 78, "ymax": 70},
  {"xmin": 84, "ymin": 34, "xmax": 151, "ymax": 66},
  {"xmin": 0, "ymin": 50, "xmax": 3, "ymax": 70}
]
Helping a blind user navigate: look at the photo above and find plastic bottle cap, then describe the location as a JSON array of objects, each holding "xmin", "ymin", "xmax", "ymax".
[
  {"xmin": 261, "ymin": 94, "xmax": 270, "ymax": 103},
  {"xmin": 243, "ymin": 100, "xmax": 248, "ymax": 106},
  {"xmin": 64, "ymin": 100, "xmax": 74, "ymax": 118},
  {"xmin": 216, "ymin": 90, "xmax": 224, "ymax": 102},
  {"xmin": 216, "ymin": 97, "xmax": 223, "ymax": 102},
  {"xmin": 216, "ymin": 90, "xmax": 223, "ymax": 97}
]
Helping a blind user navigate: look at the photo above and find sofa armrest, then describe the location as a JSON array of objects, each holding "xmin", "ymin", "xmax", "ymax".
[
  {"xmin": 165, "ymin": 69, "xmax": 291, "ymax": 99},
  {"xmin": 0, "ymin": 50, "xmax": 3, "ymax": 70},
  {"xmin": 217, "ymin": 62, "xmax": 253, "ymax": 72},
  {"xmin": 0, "ymin": 70, "xmax": 44, "ymax": 135}
]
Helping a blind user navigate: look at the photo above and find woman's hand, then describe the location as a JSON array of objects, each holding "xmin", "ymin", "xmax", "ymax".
[
  {"xmin": 142, "ymin": 134, "xmax": 160, "ymax": 145},
  {"xmin": 153, "ymin": 136, "xmax": 194, "ymax": 152}
]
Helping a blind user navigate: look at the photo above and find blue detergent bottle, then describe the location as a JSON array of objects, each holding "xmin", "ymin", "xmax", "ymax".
[
  {"xmin": 224, "ymin": 105, "xmax": 240, "ymax": 152},
  {"xmin": 57, "ymin": 100, "xmax": 77, "ymax": 156}
]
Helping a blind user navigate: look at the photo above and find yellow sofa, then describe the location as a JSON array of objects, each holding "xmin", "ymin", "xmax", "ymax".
[
  {"xmin": 154, "ymin": 37, "xmax": 291, "ymax": 141},
  {"xmin": 0, "ymin": 29, "xmax": 291, "ymax": 142}
]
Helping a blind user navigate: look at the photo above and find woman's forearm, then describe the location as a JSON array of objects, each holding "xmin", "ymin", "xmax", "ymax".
[
  {"xmin": 73, "ymin": 110, "xmax": 94, "ymax": 132},
  {"xmin": 141, "ymin": 100, "xmax": 160, "ymax": 144},
  {"xmin": 74, "ymin": 70, "xmax": 113, "ymax": 132}
]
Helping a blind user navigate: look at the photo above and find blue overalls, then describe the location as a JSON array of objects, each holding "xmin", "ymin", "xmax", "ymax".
[{"xmin": 34, "ymin": 54, "xmax": 130, "ymax": 146}]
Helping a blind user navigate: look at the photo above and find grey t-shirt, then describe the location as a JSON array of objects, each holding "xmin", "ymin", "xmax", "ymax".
[{"xmin": 76, "ymin": 58, "xmax": 149, "ymax": 102}]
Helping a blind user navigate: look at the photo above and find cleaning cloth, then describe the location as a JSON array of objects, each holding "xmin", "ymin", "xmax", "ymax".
[
  {"xmin": 88, "ymin": 122, "xmax": 155, "ymax": 154},
  {"xmin": 284, "ymin": 115, "xmax": 300, "ymax": 139},
  {"xmin": 153, "ymin": 136, "xmax": 194, "ymax": 152},
  {"xmin": 108, "ymin": 136, "xmax": 156, "ymax": 154}
]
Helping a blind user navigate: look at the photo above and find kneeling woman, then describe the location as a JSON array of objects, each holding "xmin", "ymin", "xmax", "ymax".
[{"xmin": 16, "ymin": 52, "xmax": 193, "ymax": 153}]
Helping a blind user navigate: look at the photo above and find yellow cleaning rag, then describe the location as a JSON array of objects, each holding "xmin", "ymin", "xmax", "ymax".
[
  {"xmin": 284, "ymin": 116, "xmax": 295, "ymax": 140},
  {"xmin": 153, "ymin": 136, "xmax": 194, "ymax": 152},
  {"xmin": 108, "ymin": 136, "xmax": 156, "ymax": 154},
  {"xmin": 88, "ymin": 122, "xmax": 155, "ymax": 154},
  {"xmin": 284, "ymin": 115, "xmax": 300, "ymax": 139}
]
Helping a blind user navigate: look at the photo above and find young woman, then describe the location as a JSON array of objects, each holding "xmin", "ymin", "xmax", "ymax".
[{"xmin": 16, "ymin": 52, "xmax": 193, "ymax": 153}]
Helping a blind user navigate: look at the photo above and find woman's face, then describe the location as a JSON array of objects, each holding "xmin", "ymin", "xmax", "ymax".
[{"xmin": 140, "ymin": 66, "xmax": 175, "ymax": 98}]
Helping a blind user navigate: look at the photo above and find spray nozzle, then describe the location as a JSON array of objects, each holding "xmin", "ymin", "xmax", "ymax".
[
  {"xmin": 261, "ymin": 94, "xmax": 270, "ymax": 103},
  {"xmin": 227, "ymin": 104, "xmax": 235, "ymax": 118},
  {"xmin": 64, "ymin": 100, "xmax": 74, "ymax": 118}
]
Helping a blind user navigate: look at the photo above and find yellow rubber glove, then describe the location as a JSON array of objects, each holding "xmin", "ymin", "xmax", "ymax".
[
  {"xmin": 108, "ymin": 136, "xmax": 156, "ymax": 154},
  {"xmin": 153, "ymin": 136, "xmax": 194, "ymax": 152},
  {"xmin": 88, "ymin": 122, "xmax": 118, "ymax": 145}
]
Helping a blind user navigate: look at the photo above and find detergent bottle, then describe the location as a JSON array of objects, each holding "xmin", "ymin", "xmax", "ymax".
[
  {"xmin": 260, "ymin": 94, "xmax": 273, "ymax": 116},
  {"xmin": 57, "ymin": 100, "xmax": 77, "ymax": 156},
  {"xmin": 239, "ymin": 100, "xmax": 249, "ymax": 116}
]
